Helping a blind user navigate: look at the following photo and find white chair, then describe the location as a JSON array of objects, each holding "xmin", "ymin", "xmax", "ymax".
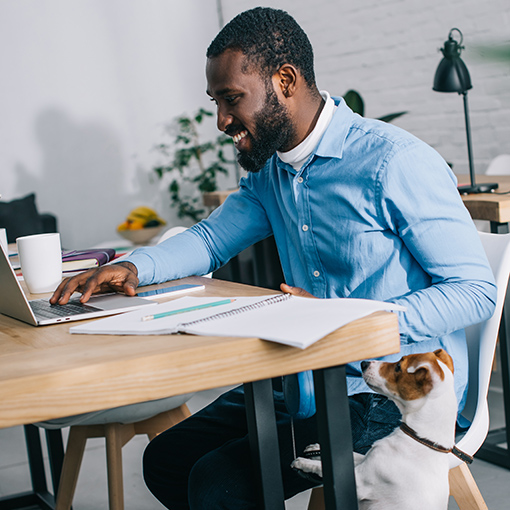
[
  {"xmin": 447, "ymin": 231, "xmax": 510, "ymax": 508},
  {"xmin": 309, "ymin": 231, "xmax": 510, "ymax": 510},
  {"xmin": 486, "ymin": 154, "xmax": 510, "ymax": 176},
  {"xmin": 157, "ymin": 225, "xmax": 188, "ymax": 242},
  {"xmin": 157, "ymin": 225, "xmax": 213, "ymax": 278},
  {"xmin": 36, "ymin": 226, "xmax": 199, "ymax": 510}
]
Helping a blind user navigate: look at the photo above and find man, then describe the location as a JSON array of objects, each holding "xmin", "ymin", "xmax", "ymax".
[{"xmin": 51, "ymin": 7, "xmax": 496, "ymax": 508}]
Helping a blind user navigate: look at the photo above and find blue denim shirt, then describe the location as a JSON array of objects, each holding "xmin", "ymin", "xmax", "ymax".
[{"xmin": 127, "ymin": 97, "xmax": 496, "ymax": 410}]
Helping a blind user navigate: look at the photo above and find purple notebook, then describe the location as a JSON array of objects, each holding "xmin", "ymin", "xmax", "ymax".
[{"xmin": 62, "ymin": 248, "xmax": 116, "ymax": 272}]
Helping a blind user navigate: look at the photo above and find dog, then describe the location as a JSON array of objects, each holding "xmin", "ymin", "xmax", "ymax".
[{"xmin": 291, "ymin": 349, "xmax": 458, "ymax": 509}]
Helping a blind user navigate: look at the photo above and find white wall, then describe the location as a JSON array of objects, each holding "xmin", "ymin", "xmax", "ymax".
[
  {"xmin": 0, "ymin": 0, "xmax": 223, "ymax": 249},
  {"xmin": 221, "ymin": 0, "xmax": 510, "ymax": 175},
  {"xmin": 2, "ymin": 0, "xmax": 509, "ymax": 248}
]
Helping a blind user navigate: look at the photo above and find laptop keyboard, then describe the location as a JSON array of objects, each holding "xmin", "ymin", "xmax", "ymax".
[{"xmin": 29, "ymin": 299, "xmax": 101, "ymax": 319}]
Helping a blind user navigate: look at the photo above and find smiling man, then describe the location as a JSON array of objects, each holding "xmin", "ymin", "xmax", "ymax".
[
  {"xmin": 205, "ymin": 37, "xmax": 320, "ymax": 172},
  {"xmin": 51, "ymin": 7, "xmax": 496, "ymax": 509}
]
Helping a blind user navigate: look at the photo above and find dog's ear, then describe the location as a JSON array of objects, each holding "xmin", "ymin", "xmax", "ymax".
[
  {"xmin": 406, "ymin": 363, "xmax": 433, "ymax": 396},
  {"xmin": 433, "ymin": 349, "xmax": 454, "ymax": 375}
]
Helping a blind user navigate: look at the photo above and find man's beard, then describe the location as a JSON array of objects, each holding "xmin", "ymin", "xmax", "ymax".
[{"xmin": 236, "ymin": 87, "xmax": 296, "ymax": 173}]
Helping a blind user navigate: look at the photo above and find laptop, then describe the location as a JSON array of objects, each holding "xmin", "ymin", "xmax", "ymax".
[{"xmin": 0, "ymin": 245, "xmax": 154, "ymax": 326}]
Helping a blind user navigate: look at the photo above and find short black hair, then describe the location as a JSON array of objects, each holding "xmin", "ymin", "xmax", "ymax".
[{"xmin": 207, "ymin": 7, "xmax": 316, "ymax": 89}]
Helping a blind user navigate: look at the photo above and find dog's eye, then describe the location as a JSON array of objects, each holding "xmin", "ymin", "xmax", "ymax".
[{"xmin": 395, "ymin": 362, "xmax": 402, "ymax": 373}]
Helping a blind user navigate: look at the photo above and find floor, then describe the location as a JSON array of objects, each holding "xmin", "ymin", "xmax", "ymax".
[{"xmin": 1, "ymin": 373, "xmax": 510, "ymax": 510}]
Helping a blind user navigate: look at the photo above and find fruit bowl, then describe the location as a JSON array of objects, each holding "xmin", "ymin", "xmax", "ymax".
[{"xmin": 116, "ymin": 226, "xmax": 163, "ymax": 245}]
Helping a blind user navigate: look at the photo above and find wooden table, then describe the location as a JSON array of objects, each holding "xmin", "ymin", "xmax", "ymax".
[
  {"xmin": 458, "ymin": 174, "xmax": 510, "ymax": 232},
  {"xmin": 0, "ymin": 276, "xmax": 400, "ymax": 509}
]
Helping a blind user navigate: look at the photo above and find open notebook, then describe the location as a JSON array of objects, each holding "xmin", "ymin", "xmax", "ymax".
[{"xmin": 70, "ymin": 294, "xmax": 405, "ymax": 349}]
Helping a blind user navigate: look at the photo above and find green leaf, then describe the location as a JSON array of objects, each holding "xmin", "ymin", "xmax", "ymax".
[
  {"xmin": 343, "ymin": 90, "xmax": 364, "ymax": 116},
  {"xmin": 176, "ymin": 135, "xmax": 191, "ymax": 144},
  {"xmin": 377, "ymin": 111, "xmax": 408, "ymax": 123},
  {"xmin": 195, "ymin": 108, "xmax": 213, "ymax": 124},
  {"xmin": 217, "ymin": 135, "xmax": 233, "ymax": 146},
  {"xmin": 153, "ymin": 106, "xmax": 236, "ymax": 222}
]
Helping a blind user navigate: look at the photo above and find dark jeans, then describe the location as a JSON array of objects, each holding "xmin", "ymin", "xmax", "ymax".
[{"xmin": 143, "ymin": 386, "xmax": 401, "ymax": 509}]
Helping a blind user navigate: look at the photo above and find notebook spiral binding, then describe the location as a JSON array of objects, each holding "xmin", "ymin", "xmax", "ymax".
[{"xmin": 179, "ymin": 293, "xmax": 292, "ymax": 328}]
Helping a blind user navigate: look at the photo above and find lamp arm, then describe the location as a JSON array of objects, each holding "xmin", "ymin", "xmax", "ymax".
[{"xmin": 462, "ymin": 91, "xmax": 476, "ymax": 187}]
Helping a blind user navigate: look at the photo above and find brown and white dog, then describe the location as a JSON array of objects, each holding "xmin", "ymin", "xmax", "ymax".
[{"xmin": 291, "ymin": 349, "xmax": 458, "ymax": 510}]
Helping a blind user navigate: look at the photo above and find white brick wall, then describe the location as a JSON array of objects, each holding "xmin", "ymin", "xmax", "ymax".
[{"xmin": 220, "ymin": 0, "xmax": 510, "ymax": 174}]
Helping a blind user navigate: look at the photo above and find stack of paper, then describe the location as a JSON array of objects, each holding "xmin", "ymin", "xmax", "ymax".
[{"xmin": 70, "ymin": 295, "xmax": 405, "ymax": 349}]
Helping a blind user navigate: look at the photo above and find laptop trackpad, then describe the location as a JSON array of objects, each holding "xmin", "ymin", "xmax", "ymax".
[{"xmin": 86, "ymin": 294, "xmax": 151, "ymax": 311}]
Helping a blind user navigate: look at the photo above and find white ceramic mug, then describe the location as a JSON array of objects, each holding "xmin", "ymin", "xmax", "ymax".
[
  {"xmin": 0, "ymin": 228, "xmax": 7, "ymax": 255},
  {"xmin": 17, "ymin": 233, "xmax": 62, "ymax": 294}
]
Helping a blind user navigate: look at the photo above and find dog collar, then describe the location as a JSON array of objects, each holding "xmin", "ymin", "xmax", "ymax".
[{"xmin": 400, "ymin": 423, "xmax": 473, "ymax": 464}]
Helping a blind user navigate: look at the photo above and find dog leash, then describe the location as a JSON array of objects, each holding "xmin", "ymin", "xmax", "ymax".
[{"xmin": 400, "ymin": 423, "xmax": 473, "ymax": 464}]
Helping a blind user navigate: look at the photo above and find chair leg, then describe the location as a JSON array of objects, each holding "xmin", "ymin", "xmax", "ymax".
[
  {"xmin": 54, "ymin": 405, "xmax": 192, "ymax": 510},
  {"xmin": 55, "ymin": 427, "xmax": 88, "ymax": 510},
  {"xmin": 104, "ymin": 423, "xmax": 128, "ymax": 510},
  {"xmin": 307, "ymin": 487, "xmax": 324, "ymax": 510},
  {"xmin": 134, "ymin": 404, "xmax": 191, "ymax": 440},
  {"xmin": 449, "ymin": 463, "xmax": 488, "ymax": 510}
]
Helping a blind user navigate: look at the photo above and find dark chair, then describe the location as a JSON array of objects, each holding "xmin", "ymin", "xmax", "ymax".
[{"xmin": 0, "ymin": 193, "xmax": 58, "ymax": 242}]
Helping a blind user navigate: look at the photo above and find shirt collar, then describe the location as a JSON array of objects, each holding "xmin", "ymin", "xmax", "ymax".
[
  {"xmin": 275, "ymin": 96, "xmax": 354, "ymax": 174},
  {"xmin": 314, "ymin": 96, "xmax": 353, "ymax": 160},
  {"xmin": 277, "ymin": 91, "xmax": 336, "ymax": 169}
]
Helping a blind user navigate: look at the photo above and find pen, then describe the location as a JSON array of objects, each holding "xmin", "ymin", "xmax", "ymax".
[{"xmin": 141, "ymin": 298, "xmax": 236, "ymax": 322}]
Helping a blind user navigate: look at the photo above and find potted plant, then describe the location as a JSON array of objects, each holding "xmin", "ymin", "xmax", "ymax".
[
  {"xmin": 153, "ymin": 108, "xmax": 237, "ymax": 223},
  {"xmin": 343, "ymin": 89, "xmax": 408, "ymax": 122}
]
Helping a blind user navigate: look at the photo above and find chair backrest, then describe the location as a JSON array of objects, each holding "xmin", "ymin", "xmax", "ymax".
[
  {"xmin": 157, "ymin": 226, "xmax": 188, "ymax": 243},
  {"xmin": 486, "ymin": 154, "xmax": 510, "ymax": 176},
  {"xmin": 157, "ymin": 226, "xmax": 212, "ymax": 278},
  {"xmin": 452, "ymin": 231, "xmax": 510, "ymax": 467}
]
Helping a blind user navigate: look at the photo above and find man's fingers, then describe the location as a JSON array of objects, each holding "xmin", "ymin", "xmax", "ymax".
[
  {"xmin": 49, "ymin": 265, "xmax": 139, "ymax": 304},
  {"xmin": 123, "ymin": 275, "xmax": 139, "ymax": 296},
  {"xmin": 50, "ymin": 272, "xmax": 93, "ymax": 304},
  {"xmin": 49, "ymin": 279, "xmax": 68, "ymax": 304},
  {"xmin": 280, "ymin": 283, "xmax": 317, "ymax": 298},
  {"xmin": 78, "ymin": 273, "xmax": 103, "ymax": 302}
]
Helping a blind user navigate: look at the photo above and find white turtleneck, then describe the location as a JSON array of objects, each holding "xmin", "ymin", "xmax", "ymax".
[{"xmin": 277, "ymin": 91, "xmax": 336, "ymax": 171}]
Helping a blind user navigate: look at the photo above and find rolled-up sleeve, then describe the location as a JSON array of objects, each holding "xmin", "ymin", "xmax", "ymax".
[{"xmin": 124, "ymin": 175, "xmax": 273, "ymax": 286}]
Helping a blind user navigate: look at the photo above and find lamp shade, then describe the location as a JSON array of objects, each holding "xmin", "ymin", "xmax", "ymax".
[{"xmin": 433, "ymin": 28, "xmax": 472, "ymax": 93}]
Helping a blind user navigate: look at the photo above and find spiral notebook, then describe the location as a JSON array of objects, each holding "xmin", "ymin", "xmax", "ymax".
[{"xmin": 70, "ymin": 294, "xmax": 405, "ymax": 349}]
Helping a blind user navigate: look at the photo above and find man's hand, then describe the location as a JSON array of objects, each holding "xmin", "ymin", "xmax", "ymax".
[
  {"xmin": 50, "ymin": 262, "xmax": 139, "ymax": 305},
  {"xmin": 280, "ymin": 283, "xmax": 317, "ymax": 299}
]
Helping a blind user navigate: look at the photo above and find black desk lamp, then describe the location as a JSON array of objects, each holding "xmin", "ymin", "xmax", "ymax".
[{"xmin": 433, "ymin": 28, "xmax": 498, "ymax": 194}]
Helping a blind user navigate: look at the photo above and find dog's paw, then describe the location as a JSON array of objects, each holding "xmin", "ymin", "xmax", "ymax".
[
  {"xmin": 291, "ymin": 448, "xmax": 323, "ymax": 484},
  {"xmin": 291, "ymin": 457, "xmax": 323, "ymax": 483}
]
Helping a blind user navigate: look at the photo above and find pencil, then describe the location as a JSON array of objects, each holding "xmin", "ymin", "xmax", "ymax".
[{"xmin": 141, "ymin": 298, "xmax": 235, "ymax": 321}]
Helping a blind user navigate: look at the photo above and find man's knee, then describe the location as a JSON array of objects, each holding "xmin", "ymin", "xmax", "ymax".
[
  {"xmin": 188, "ymin": 448, "xmax": 256, "ymax": 510},
  {"xmin": 142, "ymin": 436, "xmax": 164, "ymax": 490}
]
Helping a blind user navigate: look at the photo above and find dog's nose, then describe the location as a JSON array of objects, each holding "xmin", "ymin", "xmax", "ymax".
[{"xmin": 361, "ymin": 361, "xmax": 370, "ymax": 372}]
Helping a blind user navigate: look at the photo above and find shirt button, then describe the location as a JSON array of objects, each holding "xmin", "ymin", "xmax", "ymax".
[
  {"xmin": 302, "ymin": 225, "xmax": 309, "ymax": 232},
  {"xmin": 297, "ymin": 177, "xmax": 304, "ymax": 183},
  {"xmin": 314, "ymin": 271, "xmax": 320, "ymax": 277}
]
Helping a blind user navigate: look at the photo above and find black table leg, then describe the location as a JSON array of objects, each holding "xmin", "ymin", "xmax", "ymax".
[
  {"xmin": 45, "ymin": 429, "xmax": 65, "ymax": 497},
  {"xmin": 0, "ymin": 425, "xmax": 64, "ymax": 510},
  {"xmin": 244, "ymin": 379, "xmax": 285, "ymax": 510},
  {"xmin": 313, "ymin": 365, "xmax": 358, "ymax": 510}
]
